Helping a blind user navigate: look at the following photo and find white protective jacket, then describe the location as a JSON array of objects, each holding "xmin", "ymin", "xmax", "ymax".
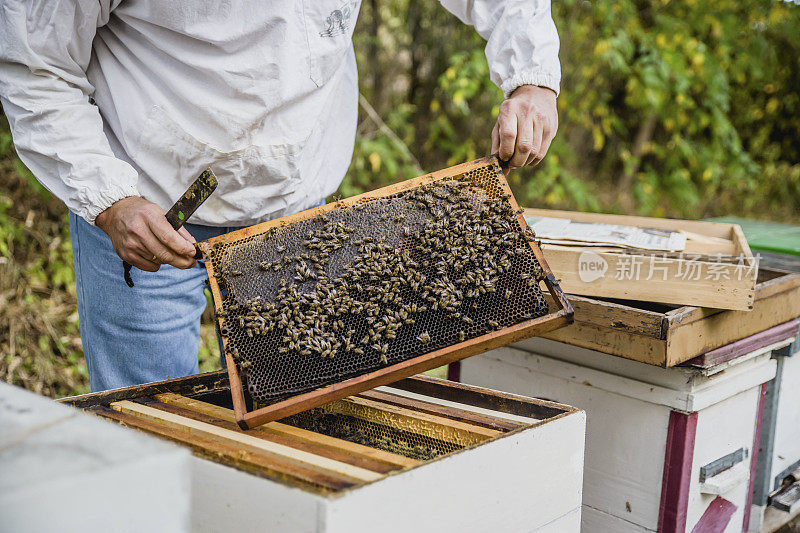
[{"xmin": 0, "ymin": 0, "xmax": 560, "ymax": 226}]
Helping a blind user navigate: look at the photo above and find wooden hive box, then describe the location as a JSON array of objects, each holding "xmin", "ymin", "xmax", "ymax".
[
  {"xmin": 460, "ymin": 326, "xmax": 797, "ymax": 533},
  {"xmin": 750, "ymin": 320, "xmax": 800, "ymax": 532},
  {"xmin": 534, "ymin": 267, "xmax": 800, "ymax": 367},
  {"xmin": 2, "ymin": 382, "xmax": 191, "ymax": 532},
  {"xmin": 61, "ymin": 371, "xmax": 586, "ymax": 533},
  {"xmin": 524, "ymin": 208, "xmax": 757, "ymax": 311}
]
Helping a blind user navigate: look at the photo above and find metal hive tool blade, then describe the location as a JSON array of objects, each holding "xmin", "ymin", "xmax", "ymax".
[{"xmin": 198, "ymin": 156, "xmax": 573, "ymax": 429}]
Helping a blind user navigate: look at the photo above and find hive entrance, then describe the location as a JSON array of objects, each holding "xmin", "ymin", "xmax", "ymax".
[{"xmin": 199, "ymin": 157, "xmax": 572, "ymax": 428}]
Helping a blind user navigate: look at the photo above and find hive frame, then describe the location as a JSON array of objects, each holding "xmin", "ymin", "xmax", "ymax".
[{"xmin": 198, "ymin": 156, "xmax": 574, "ymax": 429}]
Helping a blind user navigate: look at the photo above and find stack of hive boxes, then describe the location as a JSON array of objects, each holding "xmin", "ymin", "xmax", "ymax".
[{"xmin": 458, "ymin": 210, "xmax": 800, "ymax": 533}]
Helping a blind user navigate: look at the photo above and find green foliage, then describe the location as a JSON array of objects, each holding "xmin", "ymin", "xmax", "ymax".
[
  {"xmin": 344, "ymin": 0, "xmax": 800, "ymax": 220},
  {"xmin": 0, "ymin": 126, "xmax": 88, "ymax": 396}
]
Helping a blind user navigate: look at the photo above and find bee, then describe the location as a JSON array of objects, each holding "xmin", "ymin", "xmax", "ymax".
[
  {"xmin": 276, "ymin": 245, "xmax": 287, "ymax": 252},
  {"xmin": 417, "ymin": 332, "xmax": 431, "ymax": 344}
]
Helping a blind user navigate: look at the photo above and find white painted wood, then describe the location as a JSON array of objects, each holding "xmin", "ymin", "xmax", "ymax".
[
  {"xmin": 686, "ymin": 388, "xmax": 760, "ymax": 532},
  {"xmin": 581, "ymin": 505, "xmax": 653, "ymax": 532},
  {"xmin": 461, "ymin": 352, "xmax": 668, "ymax": 530},
  {"xmin": 760, "ymin": 502, "xmax": 800, "ymax": 533},
  {"xmin": 482, "ymin": 345, "xmax": 775, "ymax": 413},
  {"xmin": 376, "ymin": 385, "xmax": 539, "ymax": 424},
  {"xmin": 463, "ymin": 341, "xmax": 777, "ymax": 533},
  {"xmin": 513, "ymin": 336, "xmax": 696, "ymax": 389},
  {"xmin": 770, "ymin": 352, "xmax": 800, "ymax": 487},
  {"xmin": 2, "ymin": 376, "xmax": 586, "ymax": 533},
  {"xmin": 184, "ymin": 399, "xmax": 585, "ymax": 532},
  {"xmin": 189, "ymin": 457, "xmax": 322, "ymax": 533},
  {"xmin": 750, "ymin": 504, "xmax": 767, "ymax": 532},
  {"xmin": 513, "ymin": 337, "xmax": 778, "ymax": 393},
  {"xmin": 534, "ymin": 507, "xmax": 582, "ymax": 532},
  {"xmin": 0, "ymin": 382, "xmax": 191, "ymax": 533},
  {"xmin": 700, "ymin": 462, "xmax": 750, "ymax": 495},
  {"xmin": 321, "ymin": 411, "xmax": 585, "ymax": 533}
]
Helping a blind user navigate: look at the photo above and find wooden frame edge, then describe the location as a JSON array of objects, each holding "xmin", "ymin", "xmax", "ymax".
[
  {"xmin": 239, "ymin": 309, "xmax": 572, "ymax": 429},
  {"xmin": 197, "ymin": 156, "xmax": 499, "ymax": 253},
  {"xmin": 193, "ymin": 155, "xmax": 574, "ymax": 429}
]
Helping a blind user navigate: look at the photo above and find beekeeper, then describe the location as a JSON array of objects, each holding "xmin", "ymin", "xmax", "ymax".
[{"xmin": 0, "ymin": 0, "xmax": 560, "ymax": 391}]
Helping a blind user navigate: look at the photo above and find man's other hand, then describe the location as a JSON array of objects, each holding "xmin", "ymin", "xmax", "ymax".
[
  {"xmin": 95, "ymin": 197, "xmax": 197, "ymax": 272},
  {"xmin": 492, "ymin": 85, "xmax": 558, "ymax": 168}
]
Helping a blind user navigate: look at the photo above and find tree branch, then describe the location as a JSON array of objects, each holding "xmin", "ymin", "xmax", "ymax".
[
  {"xmin": 618, "ymin": 112, "xmax": 657, "ymax": 211},
  {"xmin": 358, "ymin": 93, "xmax": 424, "ymax": 174}
]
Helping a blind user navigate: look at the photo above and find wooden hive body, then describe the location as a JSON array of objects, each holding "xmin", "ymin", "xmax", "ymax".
[{"xmin": 61, "ymin": 371, "xmax": 586, "ymax": 532}]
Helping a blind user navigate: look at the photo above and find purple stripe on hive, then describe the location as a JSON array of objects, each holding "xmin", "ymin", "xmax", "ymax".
[
  {"xmin": 691, "ymin": 497, "xmax": 737, "ymax": 533},
  {"xmin": 447, "ymin": 361, "xmax": 461, "ymax": 382},
  {"xmin": 685, "ymin": 320, "xmax": 799, "ymax": 368},
  {"xmin": 743, "ymin": 382, "xmax": 769, "ymax": 531},
  {"xmin": 658, "ymin": 410, "xmax": 698, "ymax": 533}
]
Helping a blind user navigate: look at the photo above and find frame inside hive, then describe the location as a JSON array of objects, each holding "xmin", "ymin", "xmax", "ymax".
[
  {"xmin": 197, "ymin": 156, "xmax": 574, "ymax": 429},
  {"xmin": 62, "ymin": 370, "xmax": 581, "ymax": 494}
]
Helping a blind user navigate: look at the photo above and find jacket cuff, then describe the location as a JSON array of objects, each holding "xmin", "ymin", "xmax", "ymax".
[
  {"xmin": 81, "ymin": 182, "xmax": 141, "ymax": 225},
  {"xmin": 501, "ymin": 72, "xmax": 560, "ymax": 98}
]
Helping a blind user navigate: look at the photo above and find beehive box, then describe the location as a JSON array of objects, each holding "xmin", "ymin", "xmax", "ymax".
[
  {"xmin": 61, "ymin": 371, "xmax": 586, "ymax": 533},
  {"xmin": 534, "ymin": 267, "xmax": 800, "ymax": 367},
  {"xmin": 2, "ymin": 382, "xmax": 191, "ymax": 532},
  {"xmin": 460, "ymin": 330, "xmax": 795, "ymax": 533},
  {"xmin": 524, "ymin": 208, "xmax": 758, "ymax": 310},
  {"xmin": 751, "ymin": 319, "xmax": 800, "ymax": 532}
]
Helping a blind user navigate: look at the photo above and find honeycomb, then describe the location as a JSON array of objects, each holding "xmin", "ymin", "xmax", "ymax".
[
  {"xmin": 283, "ymin": 407, "xmax": 463, "ymax": 460},
  {"xmin": 204, "ymin": 161, "xmax": 549, "ymax": 405}
]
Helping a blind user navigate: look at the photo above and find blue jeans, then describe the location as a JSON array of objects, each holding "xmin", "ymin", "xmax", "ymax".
[{"xmin": 69, "ymin": 211, "xmax": 245, "ymax": 392}]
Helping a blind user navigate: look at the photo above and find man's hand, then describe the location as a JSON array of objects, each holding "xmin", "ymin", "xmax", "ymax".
[
  {"xmin": 95, "ymin": 197, "xmax": 197, "ymax": 272},
  {"xmin": 492, "ymin": 85, "xmax": 558, "ymax": 168}
]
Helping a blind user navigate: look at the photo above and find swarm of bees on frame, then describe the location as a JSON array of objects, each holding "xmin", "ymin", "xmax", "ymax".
[{"xmin": 206, "ymin": 169, "xmax": 550, "ymax": 403}]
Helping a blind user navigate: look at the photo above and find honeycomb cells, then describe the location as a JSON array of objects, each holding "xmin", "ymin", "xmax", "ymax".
[
  {"xmin": 284, "ymin": 407, "xmax": 462, "ymax": 460},
  {"xmin": 206, "ymin": 162, "xmax": 550, "ymax": 404}
]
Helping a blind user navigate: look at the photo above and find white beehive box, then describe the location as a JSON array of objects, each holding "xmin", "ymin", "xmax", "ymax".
[
  {"xmin": 459, "ymin": 334, "xmax": 789, "ymax": 533},
  {"xmin": 0, "ymin": 382, "xmax": 191, "ymax": 533},
  {"xmin": 63, "ymin": 372, "xmax": 586, "ymax": 533},
  {"xmin": 752, "ymin": 319, "xmax": 800, "ymax": 532},
  {"xmin": 191, "ymin": 407, "xmax": 584, "ymax": 533}
]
